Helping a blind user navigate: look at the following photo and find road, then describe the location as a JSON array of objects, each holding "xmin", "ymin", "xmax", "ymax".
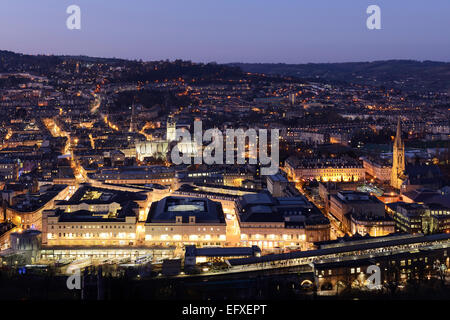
[{"xmin": 295, "ymin": 183, "xmax": 346, "ymax": 239}]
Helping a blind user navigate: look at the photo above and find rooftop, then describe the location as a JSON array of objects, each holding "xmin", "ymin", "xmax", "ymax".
[
  {"xmin": 237, "ymin": 192, "xmax": 329, "ymax": 225},
  {"xmin": 146, "ymin": 196, "xmax": 226, "ymax": 224},
  {"xmin": 55, "ymin": 184, "xmax": 147, "ymax": 206}
]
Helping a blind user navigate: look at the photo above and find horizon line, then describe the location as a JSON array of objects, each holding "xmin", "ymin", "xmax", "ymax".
[{"xmin": 2, "ymin": 49, "xmax": 450, "ymax": 65}]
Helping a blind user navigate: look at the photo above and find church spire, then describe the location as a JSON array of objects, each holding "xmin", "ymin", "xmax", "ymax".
[
  {"xmin": 394, "ymin": 117, "xmax": 402, "ymax": 147},
  {"xmin": 391, "ymin": 117, "xmax": 405, "ymax": 189}
]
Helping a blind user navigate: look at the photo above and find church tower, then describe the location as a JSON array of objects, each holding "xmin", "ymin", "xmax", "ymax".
[
  {"xmin": 391, "ymin": 118, "xmax": 405, "ymax": 189},
  {"xmin": 166, "ymin": 117, "xmax": 176, "ymax": 142}
]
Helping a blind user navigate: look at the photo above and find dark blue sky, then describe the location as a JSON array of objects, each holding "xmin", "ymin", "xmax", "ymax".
[{"xmin": 1, "ymin": 0, "xmax": 449, "ymax": 63}]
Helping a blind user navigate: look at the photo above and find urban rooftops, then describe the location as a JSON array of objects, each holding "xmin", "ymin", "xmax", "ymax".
[{"xmin": 146, "ymin": 196, "xmax": 226, "ymax": 224}]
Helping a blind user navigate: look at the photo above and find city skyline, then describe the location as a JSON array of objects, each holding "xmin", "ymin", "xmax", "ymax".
[{"xmin": 0, "ymin": 1, "xmax": 449, "ymax": 305}]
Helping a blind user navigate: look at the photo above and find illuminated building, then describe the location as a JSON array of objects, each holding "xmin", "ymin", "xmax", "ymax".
[
  {"xmin": 387, "ymin": 202, "xmax": 450, "ymax": 234},
  {"xmin": 283, "ymin": 129, "xmax": 329, "ymax": 145},
  {"xmin": 42, "ymin": 205, "xmax": 138, "ymax": 247},
  {"xmin": 8, "ymin": 229, "xmax": 41, "ymax": 264},
  {"xmin": 329, "ymin": 191, "xmax": 394, "ymax": 236},
  {"xmin": 135, "ymin": 117, "xmax": 197, "ymax": 161},
  {"xmin": 235, "ymin": 192, "xmax": 330, "ymax": 252},
  {"xmin": 5, "ymin": 184, "xmax": 71, "ymax": 230},
  {"xmin": 39, "ymin": 246, "xmax": 174, "ymax": 262},
  {"xmin": 166, "ymin": 117, "xmax": 177, "ymax": 142},
  {"xmin": 285, "ymin": 157, "xmax": 365, "ymax": 182},
  {"xmin": 350, "ymin": 213, "xmax": 395, "ymax": 237},
  {"xmin": 288, "ymin": 93, "xmax": 296, "ymax": 106},
  {"xmin": 0, "ymin": 158, "xmax": 19, "ymax": 181},
  {"xmin": 313, "ymin": 249, "xmax": 447, "ymax": 292},
  {"xmin": 361, "ymin": 156, "xmax": 391, "ymax": 182},
  {"xmin": 135, "ymin": 140, "xmax": 169, "ymax": 161},
  {"xmin": 144, "ymin": 196, "xmax": 227, "ymax": 248},
  {"xmin": 41, "ymin": 184, "xmax": 150, "ymax": 247},
  {"xmin": 223, "ymin": 168, "xmax": 255, "ymax": 187},
  {"xmin": 182, "ymin": 167, "xmax": 223, "ymax": 184}
]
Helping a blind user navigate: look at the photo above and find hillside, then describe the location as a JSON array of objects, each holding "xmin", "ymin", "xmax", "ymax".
[{"xmin": 229, "ymin": 60, "xmax": 450, "ymax": 93}]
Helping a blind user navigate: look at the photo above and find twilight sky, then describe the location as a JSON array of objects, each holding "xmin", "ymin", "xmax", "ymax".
[{"xmin": 0, "ymin": 0, "xmax": 449, "ymax": 63}]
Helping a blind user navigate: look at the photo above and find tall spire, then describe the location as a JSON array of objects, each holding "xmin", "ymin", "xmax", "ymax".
[
  {"xmin": 394, "ymin": 117, "xmax": 402, "ymax": 147},
  {"xmin": 391, "ymin": 117, "xmax": 405, "ymax": 189}
]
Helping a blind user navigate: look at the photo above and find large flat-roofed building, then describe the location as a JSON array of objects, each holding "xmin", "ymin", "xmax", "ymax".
[
  {"xmin": 285, "ymin": 157, "xmax": 364, "ymax": 183},
  {"xmin": 387, "ymin": 201, "xmax": 450, "ymax": 234},
  {"xmin": 388, "ymin": 202, "xmax": 427, "ymax": 234},
  {"xmin": 235, "ymin": 192, "xmax": 330, "ymax": 252},
  {"xmin": 329, "ymin": 191, "xmax": 394, "ymax": 236},
  {"xmin": 41, "ymin": 184, "xmax": 150, "ymax": 247},
  {"xmin": 42, "ymin": 203, "xmax": 139, "ymax": 247},
  {"xmin": 144, "ymin": 196, "xmax": 227, "ymax": 248}
]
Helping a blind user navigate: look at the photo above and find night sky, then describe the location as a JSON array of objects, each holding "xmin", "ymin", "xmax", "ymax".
[{"xmin": 1, "ymin": 0, "xmax": 449, "ymax": 63}]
